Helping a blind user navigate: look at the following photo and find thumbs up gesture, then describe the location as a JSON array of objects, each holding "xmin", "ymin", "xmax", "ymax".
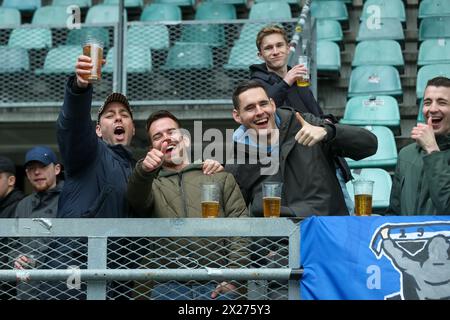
[
  {"xmin": 141, "ymin": 141, "xmax": 168, "ymax": 172},
  {"xmin": 294, "ymin": 112, "xmax": 327, "ymax": 147},
  {"xmin": 410, "ymin": 116, "xmax": 440, "ymax": 154}
]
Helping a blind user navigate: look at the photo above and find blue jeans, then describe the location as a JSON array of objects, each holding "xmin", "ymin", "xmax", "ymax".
[{"xmin": 151, "ymin": 281, "xmax": 239, "ymax": 300}]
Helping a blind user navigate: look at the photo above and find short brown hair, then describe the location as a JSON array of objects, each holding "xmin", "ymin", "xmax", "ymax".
[
  {"xmin": 145, "ymin": 110, "xmax": 181, "ymax": 146},
  {"xmin": 256, "ymin": 24, "xmax": 289, "ymax": 52},
  {"xmin": 232, "ymin": 80, "xmax": 269, "ymax": 110},
  {"xmin": 426, "ymin": 76, "xmax": 450, "ymax": 89}
]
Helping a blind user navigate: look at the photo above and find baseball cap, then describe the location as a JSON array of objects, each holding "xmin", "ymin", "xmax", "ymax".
[
  {"xmin": 97, "ymin": 92, "xmax": 133, "ymax": 123},
  {"xmin": 0, "ymin": 156, "xmax": 16, "ymax": 175},
  {"xmin": 24, "ymin": 146, "xmax": 58, "ymax": 168}
]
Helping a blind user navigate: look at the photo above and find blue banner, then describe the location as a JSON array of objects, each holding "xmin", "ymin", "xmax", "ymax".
[{"xmin": 300, "ymin": 216, "xmax": 450, "ymax": 300}]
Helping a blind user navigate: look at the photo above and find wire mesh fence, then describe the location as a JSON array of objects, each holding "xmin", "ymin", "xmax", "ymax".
[{"xmin": 0, "ymin": 218, "xmax": 301, "ymax": 300}]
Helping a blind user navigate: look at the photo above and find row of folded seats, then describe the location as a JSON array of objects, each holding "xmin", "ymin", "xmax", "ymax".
[{"xmin": 341, "ymin": 0, "xmax": 450, "ymax": 212}]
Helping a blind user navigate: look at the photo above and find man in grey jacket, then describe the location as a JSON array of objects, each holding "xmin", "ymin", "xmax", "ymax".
[{"xmin": 11, "ymin": 146, "xmax": 62, "ymax": 300}]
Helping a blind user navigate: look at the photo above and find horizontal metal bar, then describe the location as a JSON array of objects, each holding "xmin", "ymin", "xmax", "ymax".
[{"xmin": 0, "ymin": 268, "xmax": 303, "ymax": 282}]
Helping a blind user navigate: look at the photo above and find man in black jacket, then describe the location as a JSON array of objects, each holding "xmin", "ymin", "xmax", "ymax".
[
  {"xmin": 250, "ymin": 24, "xmax": 355, "ymax": 214},
  {"xmin": 0, "ymin": 156, "xmax": 24, "ymax": 218},
  {"xmin": 226, "ymin": 81, "xmax": 378, "ymax": 217}
]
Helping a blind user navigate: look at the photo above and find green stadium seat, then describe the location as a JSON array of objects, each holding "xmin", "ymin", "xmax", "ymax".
[
  {"xmin": 52, "ymin": 0, "xmax": 92, "ymax": 8},
  {"xmin": 346, "ymin": 125, "xmax": 397, "ymax": 169},
  {"xmin": 32, "ymin": 5, "xmax": 70, "ymax": 26},
  {"xmin": 340, "ymin": 95, "xmax": 400, "ymax": 132},
  {"xmin": 360, "ymin": 0, "xmax": 405, "ymax": 23},
  {"xmin": 35, "ymin": 45, "xmax": 82, "ymax": 74},
  {"xmin": 316, "ymin": 19, "xmax": 343, "ymax": 42},
  {"xmin": 346, "ymin": 168, "xmax": 392, "ymax": 210},
  {"xmin": 2, "ymin": 0, "xmax": 41, "ymax": 11},
  {"xmin": 348, "ymin": 65, "xmax": 402, "ymax": 98},
  {"xmin": 202, "ymin": 0, "xmax": 245, "ymax": 4},
  {"xmin": 356, "ymin": 18, "xmax": 404, "ymax": 42},
  {"xmin": 163, "ymin": 42, "xmax": 213, "ymax": 70},
  {"xmin": 236, "ymin": 23, "xmax": 265, "ymax": 45},
  {"xmin": 352, "ymin": 40, "xmax": 404, "ymax": 70},
  {"xmin": 418, "ymin": 39, "xmax": 450, "ymax": 66},
  {"xmin": 103, "ymin": 46, "xmax": 152, "ymax": 73},
  {"xmin": 419, "ymin": 17, "xmax": 450, "ymax": 41},
  {"xmin": 311, "ymin": 1, "xmax": 348, "ymax": 21},
  {"xmin": 255, "ymin": 0, "xmax": 297, "ymax": 3},
  {"xmin": 416, "ymin": 64, "xmax": 450, "ymax": 99},
  {"xmin": 0, "ymin": 7, "xmax": 21, "ymax": 27},
  {"xmin": 313, "ymin": 0, "xmax": 351, "ymax": 2},
  {"xmin": 0, "ymin": 47, "xmax": 29, "ymax": 73},
  {"xmin": 66, "ymin": 27, "xmax": 110, "ymax": 48},
  {"xmin": 317, "ymin": 40, "xmax": 340, "ymax": 74},
  {"xmin": 224, "ymin": 42, "xmax": 260, "ymax": 70},
  {"xmin": 417, "ymin": 99, "xmax": 425, "ymax": 123},
  {"xmin": 249, "ymin": 2, "xmax": 292, "ymax": 20},
  {"xmin": 128, "ymin": 24, "xmax": 169, "ymax": 50},
  {"xmin": 140, "ymin": 3, "xmax": 181, "ymax": 21},
  {"xmin": 153, "ymin": 0, "xmax": 193, "ymax": 7},
  {"xmin": 8, "ymin": 27, "xmax": 52, "ymax": 49},
  {"xmin": 180, "ymin": 3, "xmax": 236, "ymax": 47},
  {"xmin": 86, "ymin": 5, "xmax": 125, "ymax": 24},
  {"xmin": 103, "ymin": 0, "xmax": 144, "ymax": 7},
  {"xmin": 419, "ymin": 0, "xmax": 450, "ymax": 19}
]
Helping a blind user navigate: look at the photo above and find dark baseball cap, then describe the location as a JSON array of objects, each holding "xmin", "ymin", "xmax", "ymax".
[
  {"xmin": 0, "ymin": 156, "xmax": 16, "ymax": 175},
  {"xmin": 97, "ymin": 92, "xmax": 133, "ymax": 123},
  {"xmin": 24, "ymin": 146, "xmax": 58, "ymax": 168}
]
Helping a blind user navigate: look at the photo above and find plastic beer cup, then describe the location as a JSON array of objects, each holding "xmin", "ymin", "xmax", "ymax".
[
  {"xmin": 262, "ymin": 182, "xmax": 282, "ymax": 218},
  {"xmin": 352, "ymin": 180, "xmax": 374, "ymax": 216},
  {"xmin": 201, "ymin": 183, "xmax": 220, "ymax": 218},
  {"xmin": 82, "ymin": 38, "xmax": 104, "ymax": 83},
  {"xmin": 296, "ymin": 55, "xmax": 310, "ymax": 87}
]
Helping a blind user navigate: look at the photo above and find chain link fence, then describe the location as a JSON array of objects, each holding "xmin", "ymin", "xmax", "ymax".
[{"xmin": 0, "ymin": 218, "xmax": 301, "ymax": 300}]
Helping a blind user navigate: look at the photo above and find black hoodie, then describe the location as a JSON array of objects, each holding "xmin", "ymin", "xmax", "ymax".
[{"xmin": 0, "ymin": 188, "xmax": 25, "ymax": 218}]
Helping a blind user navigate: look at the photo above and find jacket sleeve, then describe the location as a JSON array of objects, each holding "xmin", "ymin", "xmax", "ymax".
[
  {"xmin": 251, "ymin": 74, "xmax": 290, "ymax": 109},
  {"xmin": 126, "ymin": 160, "xmax": 158, "ymax": 217},
  {"xmin": 57, "ymin": 76, "xmax": 98, "ymax": 175},
  {"xmin": 423, "ymin": 151, "xmax": 450, "ymax": 214},
  {"xmin": 327, "ymin": 123, "xmax": 378, "ymax": 160},
  {"xmin": 386, "ymin": 160, "xmax": 402, "ymax": 215}
]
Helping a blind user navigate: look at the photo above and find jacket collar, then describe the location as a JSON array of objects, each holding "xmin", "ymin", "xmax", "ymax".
[{"xmin": 158, "ymin": 161, "xmax": 203, "ymax": 177}]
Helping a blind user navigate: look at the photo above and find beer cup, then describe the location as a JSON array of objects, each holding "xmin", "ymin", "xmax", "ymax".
[
  {"xmin": 296, "ymin": 55, "xmax": 310, "ymax": 87},
  {"xmin": 262, "ymin": 182, "xmax": 282, "ymax": 218},
  {"xmin": 82, "ymin": 37, "xmax": 104, "ymax": 83},
  {"xmin": 201, "ymin": 183, "xmax": 220, "ymax": 218},
  {"xmin": 352, "ymin": 180, "xmax": 374, "ymax": 216}
]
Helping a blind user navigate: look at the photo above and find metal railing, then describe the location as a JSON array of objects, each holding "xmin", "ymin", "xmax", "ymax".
[{"xmin": 0, "ymin": 218, "xmax": 301, "ymax": 300}]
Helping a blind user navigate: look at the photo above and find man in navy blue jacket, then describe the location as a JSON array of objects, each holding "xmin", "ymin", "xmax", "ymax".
[{"xmin": 57, "ymin": 55, "xmax": 136, "ymax": 219}]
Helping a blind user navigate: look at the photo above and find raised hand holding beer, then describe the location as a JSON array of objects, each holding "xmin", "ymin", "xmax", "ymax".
[
  {"xmin": 294, "ymin": 112, "xmax": 327, "ymax": 147},
  {"xmin": 75, "ymin": 38, "xmax": 105, "ymax": 88}
]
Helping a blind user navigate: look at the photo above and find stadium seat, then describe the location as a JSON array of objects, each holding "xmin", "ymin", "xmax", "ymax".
[
  {"xmin": 419, "ymin": 17, "xmax": 450, "ymax": 41},
  {"xmin": 32, "ymin": 5, "xmax": 70, "ymax": 26},
  {"xmin": 356, "ymin": 18, "xmax": 404, "ymax": 42},
  {"xmin": 0, "ymin": 7, "xmax": 21, "ymax": 27},
  {"xmin": 103, "ymin": 46, "xmax": 152, "ymax": 73},
  {"xmin": 52, "ymin": 0, "xmax": 92, "ymax": 8},
  {"xmin": 224, "ymin": 42, "xmax": 260, "ymax": 70},
  {"xmin": 418, "ymin": 39, "xmax": 450, "ymax": 66},
  {"xmin": 103, "ymin": 0, "xmax": 144, "ymax": 7},
  {"xmin": 360, "ymin": 0, "xmax": 405, "ymax": 23},
  {"xmin": 352, "ymin": 40, "xmax": 404, "ymax": 70},
  {"xmin": 8, "ymin": 27, "xmax": 52, "ymax": 49},
  {"xmin": 235, "ymin": 23, "xmax": 266, "ymax": 46},
  {"xmin": 340, "ymin": 95, "xmax": 400, "ymax": 132},
  {"xmin": 417, "ymin": 99, "xmax": 425, "ymax": 123},
  {"xmin": 311, "ymin": 1, "xmax": 348, "ymax": 21},
  {"xmin": 128, "ymin": 24, "xmax": 169, "ymax": 50},
  {"xmin": 249, "ymin": 2, "xmax": 292, "ymax": 20},
  {"xmin": 86, "ymin": 5, "xmax": 124, "ymax": 24},
  {"xmin": 316, "ymin": 19, "xmax": 343, "ymax": 42},
  {"xmin": 140, "ymin": 3, "xmax": 181, "ymax": 21},
  {"xmin": 317, "ymin": 40, "xmax": 341, "ymax": 75},
  {"xmin": 346, "ymin": 168, "xmax": 393, "ymax": 210},
  {"xmin": 418, "ymin": 0, "xmax": 450, "ymax": 19},
  {"xmin": 66, "ymin": 27, "xmax": 110, "ymax": 48},
  {"xmin": 346, "ymin": 126, "xmax": 397, "ymax": 169},
  {"xmin": 35, "ymin": 46, "xmax": 82, "ymax": 74},
  {"xmin": 153, "ymin": 0, "xmax": 193, "ymax": 7},
  {"xmin": 2, "ymin": 0, "xmax": 41, "ymax": 11},
  {"xmin": 0, "ymin": 47, "xmax": 29, "ymax": 73},
  {"xmin": 348, "ymin": 65, "xmax": 402, "ymax": 98},
  {"xmin": 163, "ymin": 42, "xmax": 213, "ymax": 70},
  {"xmin": 416, "ymin": 64, "xmax": 450, "ymax": 99},
  {"xmin": 202, "ymin": 0, "xmax": 245, "ymax": 4},
  {"xmin": 180, "ymin": 3, "xmax": 236, "ymax": 47}
]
